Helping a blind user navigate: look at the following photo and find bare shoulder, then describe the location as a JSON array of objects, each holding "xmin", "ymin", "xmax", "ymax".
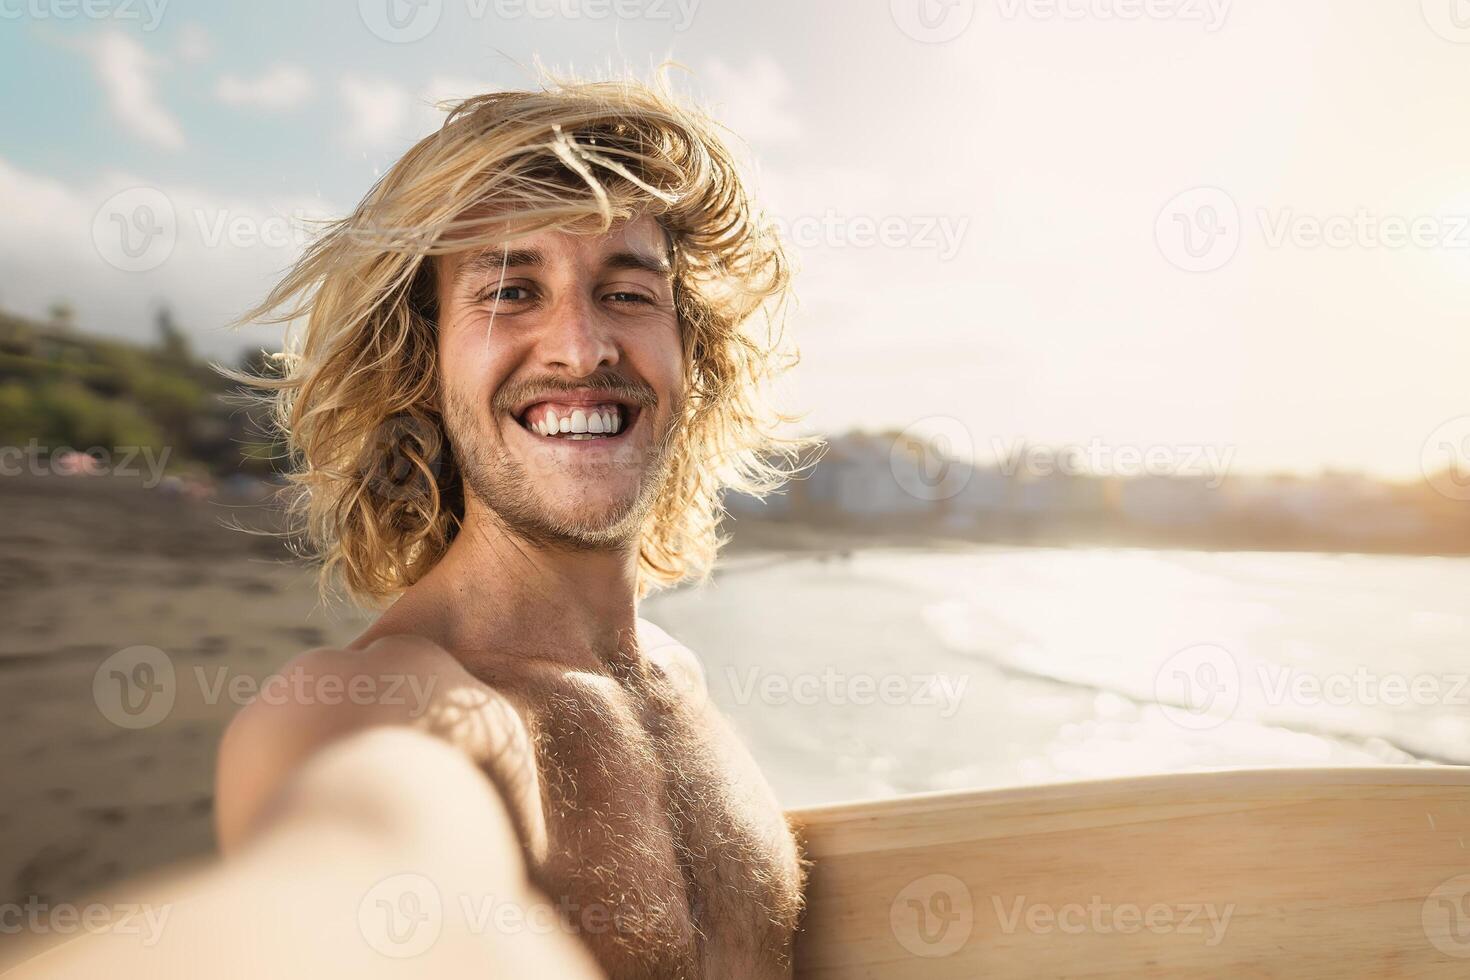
[
  {"xmin": 636, "ymin": 617, "xmax": 710, "ymax": 705},
  {"xmin": 215, "ymin": 634, "xmax": 538, "ymax": 853}
]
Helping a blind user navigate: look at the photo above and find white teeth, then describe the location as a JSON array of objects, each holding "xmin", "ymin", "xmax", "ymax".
[{"xmin": 523, "ymin": 405, "xmax": 628, "ymax": 438}]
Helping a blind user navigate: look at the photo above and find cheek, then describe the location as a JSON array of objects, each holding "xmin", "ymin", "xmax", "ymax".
[
  {"xmin": 646, "ymin": 323, "xmax": 688, "ymax": 402},
  {"xmin": 438, "ymin": 313, "xmax": 502, "ymax": 412}
]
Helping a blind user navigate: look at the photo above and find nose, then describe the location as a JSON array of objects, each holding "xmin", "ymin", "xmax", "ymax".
[{"xmin": 536, "ymin": 291, "xmax": 618, "ymax": 378}]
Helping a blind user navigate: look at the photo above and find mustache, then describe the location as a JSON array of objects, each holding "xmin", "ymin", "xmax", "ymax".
[{"xmin": 491, "ymin": 372, "xmax": 659, "ymax": 416}]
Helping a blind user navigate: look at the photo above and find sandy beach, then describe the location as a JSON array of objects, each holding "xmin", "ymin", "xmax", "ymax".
[{"xmin": 0, "ymin": 475, "xmax": 376, "ymax": 910}]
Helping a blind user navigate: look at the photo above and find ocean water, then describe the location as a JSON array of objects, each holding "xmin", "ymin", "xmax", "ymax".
[{"xmin": 643, "ymin": 547, "xmax": 1470, "ymax": 808}]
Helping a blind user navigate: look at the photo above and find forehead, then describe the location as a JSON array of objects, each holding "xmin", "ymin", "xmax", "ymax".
[{"xmin": 440, "ymin": 214, "xmax": 672, "ymax": 280}]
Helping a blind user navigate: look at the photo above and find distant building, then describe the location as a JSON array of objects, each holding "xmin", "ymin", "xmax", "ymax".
[
  {"xmin": 1118, "ymin": 475, "xmax": 1225, "ymax": 527},
  {"xmin": 720, "ymin": 426, "xmax": 1461, "ymax": 555}
]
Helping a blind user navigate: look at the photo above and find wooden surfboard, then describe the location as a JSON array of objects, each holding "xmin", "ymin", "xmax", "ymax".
[{"xmin": 787, "ymin": 767, "xmax": 1470, "ymax": 978}]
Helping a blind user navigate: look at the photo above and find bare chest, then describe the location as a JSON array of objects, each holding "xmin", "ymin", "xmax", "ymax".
[{"xmin": 507, "ymin": 672, "xmax": 802, "ymax": 980}]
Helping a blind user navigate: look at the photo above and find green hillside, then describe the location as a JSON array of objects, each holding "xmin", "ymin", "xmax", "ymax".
[{"xmin": 0, "ymin": 309, "xmax": 282, "ymax": 478}]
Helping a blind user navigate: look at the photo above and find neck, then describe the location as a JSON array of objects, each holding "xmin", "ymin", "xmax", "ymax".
[{"xmin": 356, "ymin": 500, "xmax": 642, "ymax": 672}]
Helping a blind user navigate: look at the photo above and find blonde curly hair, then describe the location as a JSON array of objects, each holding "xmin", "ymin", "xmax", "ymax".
[{"xmin": 232, "ymin": 75, "xmax": 809, "ymax": 605}]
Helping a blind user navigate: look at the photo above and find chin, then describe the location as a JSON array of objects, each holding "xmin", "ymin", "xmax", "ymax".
[
  {"xmin": 472, "ymin": 469, "xmax": 647, "ymax": 547},
  {"xmin": 533, "ymin": 501, "xmax": 646, "ymax": 547}
]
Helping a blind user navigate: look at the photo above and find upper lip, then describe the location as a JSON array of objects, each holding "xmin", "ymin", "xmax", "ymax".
[{"xmin": 511, "ymin": 389, "xmax": 641, "ymax": 419}]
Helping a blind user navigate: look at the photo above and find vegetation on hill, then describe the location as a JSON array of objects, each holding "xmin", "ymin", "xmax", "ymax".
[{"xmin": 0, "ymin": 308, "xmax": 282, "ymax": 478}]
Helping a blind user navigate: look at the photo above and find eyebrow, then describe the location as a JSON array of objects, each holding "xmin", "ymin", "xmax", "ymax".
[{"xmin": 453, "ymin": 246, "xmax": 673, "ymax": 292}]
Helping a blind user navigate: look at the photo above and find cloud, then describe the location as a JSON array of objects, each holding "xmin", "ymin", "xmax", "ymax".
[
  {"xmin": 338, "ymin": 74, "xmax": 413, "ymax": 148},
  {"xmin": 75, "ymin": 32, "xmax": 185, "ymax": 150},
  {"xmin": 176, "ymin": 22, "xmax": 211, "ymax": 64},
  {"xmin": 216, "ymin": 65, "xmax": 315, "ymax": 111},
  {"xmin": 0, "ymin": 155, "xmax": 338, "ymax": 358},
  {"xmin": 701, "ymin": 55, "xmax": 801, "ymax": 145}
]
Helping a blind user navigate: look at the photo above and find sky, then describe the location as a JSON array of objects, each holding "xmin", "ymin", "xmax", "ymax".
[{"xmin": 2, "ymin": 0, "xmax": 1469, "ymax": 480}]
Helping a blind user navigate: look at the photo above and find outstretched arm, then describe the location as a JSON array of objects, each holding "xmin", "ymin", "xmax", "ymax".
[{"xmin": 1, "ymin": 726, "xmax": 602, "ymax": 978}]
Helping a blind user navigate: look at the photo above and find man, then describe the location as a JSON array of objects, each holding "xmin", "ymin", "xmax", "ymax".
[{"xmin": 214, "ymin": 79, "xmax": 810, "ymax": 979}]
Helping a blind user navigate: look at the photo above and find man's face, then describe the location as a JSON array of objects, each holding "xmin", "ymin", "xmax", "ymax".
[{"xmin": 434, "ymin": 216, "xmax": 686, "ymax": 548}]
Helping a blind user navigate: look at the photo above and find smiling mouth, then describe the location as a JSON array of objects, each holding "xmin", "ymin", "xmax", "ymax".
[{"xmin": 515, "ymin": 401, "xmax": 640, "ymax": 441}]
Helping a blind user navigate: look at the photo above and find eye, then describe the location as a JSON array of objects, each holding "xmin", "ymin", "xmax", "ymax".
[
  {"xmin": 480, "ymin": 284, "xmax": 533, "ymax": 304},
  {"xmin": 605, "ymin": 290, "xmax": 654, "ymax": 305}
]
